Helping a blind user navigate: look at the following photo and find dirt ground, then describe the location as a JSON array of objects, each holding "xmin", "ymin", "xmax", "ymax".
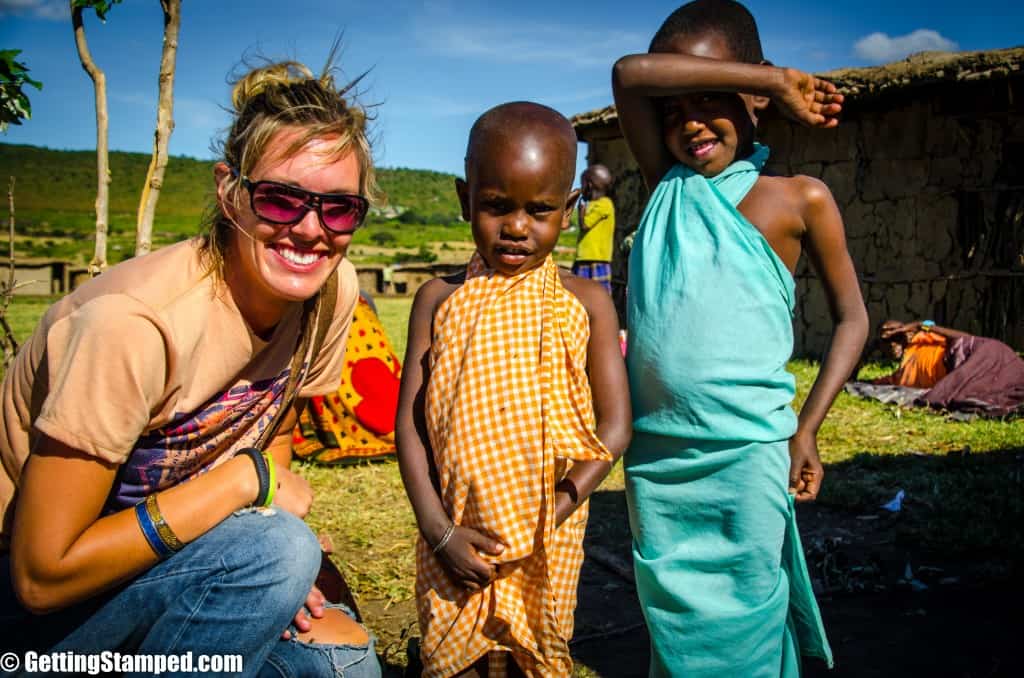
[
  {"xmin": 365, "ymin": 468, "xmax": 1023, "ymax": 677},
  {"xmin": 569, "ymin": 487, "xmax": 1023, "ymax": 678}
]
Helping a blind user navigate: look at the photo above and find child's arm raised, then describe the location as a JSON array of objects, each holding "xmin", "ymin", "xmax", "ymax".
[
  {"xmin": 612, "ymin": 53, "xmax": 842, "ymax": 188},
  {"xmin": 789, "ymin": 178, "xmax": 869, "ymax": 501},
  {"xmin": 395, "ymin": 279, "xmax": 505, "ymax": 591},
  {"xmin": 557, "ymin": 278, "xmax": 632, "ymax": 526}
]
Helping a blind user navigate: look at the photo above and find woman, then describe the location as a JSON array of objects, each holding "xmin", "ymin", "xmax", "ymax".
[{"xmin": 0, "ymin": 55, "xmax": 381, "ymax": 677}]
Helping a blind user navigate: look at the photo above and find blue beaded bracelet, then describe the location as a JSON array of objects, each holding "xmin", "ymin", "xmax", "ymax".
[{"xmin": 136, "ymin": 499, "xmax": 173, "ymax": 559}]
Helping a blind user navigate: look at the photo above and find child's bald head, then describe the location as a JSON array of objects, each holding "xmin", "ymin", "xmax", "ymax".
[{"xmin": 465, "ymin": 102, "xmax": 578, "ymax": 193}]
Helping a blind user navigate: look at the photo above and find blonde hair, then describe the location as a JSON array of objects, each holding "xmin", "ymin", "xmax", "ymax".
[{"xmin": 199, "ymin": 52, "xmax": 380, "ymax": 276}]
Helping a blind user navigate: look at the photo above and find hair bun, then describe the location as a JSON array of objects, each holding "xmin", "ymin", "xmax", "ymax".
[{"xmin": 231, "ymin": 61, "xmax": 318, "ymax": 113}]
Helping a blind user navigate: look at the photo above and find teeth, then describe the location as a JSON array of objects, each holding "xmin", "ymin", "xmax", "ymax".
[{"xmin": 278, "ymin": 247, "xmax": 320, "ymax": 265}]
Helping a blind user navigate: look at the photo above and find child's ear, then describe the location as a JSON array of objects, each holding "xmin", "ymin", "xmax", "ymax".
[
  {"xmin": 750, "ymin": 94, "xmax": 770, "ymax": 112},
  {"xmin": 562, "ymin": 188, "xmax": 581, "ymax": 230},
  {"xmin": 455, "ymin": 178, "xmax": 471, "ymax": 222}
]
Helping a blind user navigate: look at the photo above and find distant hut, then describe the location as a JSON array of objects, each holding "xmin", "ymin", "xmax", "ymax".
[{"xmin": 572, "ymin": 47, "xmax": 1024, "ymax": 357}]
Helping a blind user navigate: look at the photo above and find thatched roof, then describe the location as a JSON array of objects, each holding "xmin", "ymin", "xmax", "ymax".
[{"xmin": 572, "ymin": 46, "xmax": 1024, "ymax": 133}]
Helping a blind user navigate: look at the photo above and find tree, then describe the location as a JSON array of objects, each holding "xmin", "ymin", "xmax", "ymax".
[
  {"xmin": 71, "ymin": 0, "xmax": 121, "ymax": 275},
  {"xmin": 0, "ymin": 50, "xmax": 43, "ymax": 132},
  {"xmin": 135, "ymin": 0, "xmax": 181, "ymax": 256}
]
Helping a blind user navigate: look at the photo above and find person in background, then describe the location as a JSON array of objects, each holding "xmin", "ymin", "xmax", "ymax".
[{"xmin": 572, "ymin": 163, "xmax": 616, "ymax": 294}]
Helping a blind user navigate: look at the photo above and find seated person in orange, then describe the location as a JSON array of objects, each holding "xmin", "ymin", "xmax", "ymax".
[{"xmin": 872, "ymin": 319, "xmax": 970, "ymax": 389}]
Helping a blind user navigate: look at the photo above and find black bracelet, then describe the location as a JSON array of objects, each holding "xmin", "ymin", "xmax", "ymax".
[{"xmin": 239, "ymin": 447, "xmax": 271, "ymax": 507}]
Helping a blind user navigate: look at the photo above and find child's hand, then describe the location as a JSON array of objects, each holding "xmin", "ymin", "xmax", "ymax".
[
  {"xmin": 774, "ymin": 68, "xmax": 843, "ymax": 128},
  {"xmin": 437, "ymin": 526, "xmax": 505, "ymax": 590},
  {"xmin": 788, "ymin": 430, "xmax": 825, "ymax": 502}
]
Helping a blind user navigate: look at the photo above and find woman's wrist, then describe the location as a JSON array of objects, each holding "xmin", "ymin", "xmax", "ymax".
[{"xmin": 230, "ymin": 455, "xmax": 261, "ymax": 507}]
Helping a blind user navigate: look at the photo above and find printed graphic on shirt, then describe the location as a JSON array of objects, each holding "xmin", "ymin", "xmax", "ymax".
[{"xmin": 108, "ymin": 362, "xmax": 305, "ymax": 510}]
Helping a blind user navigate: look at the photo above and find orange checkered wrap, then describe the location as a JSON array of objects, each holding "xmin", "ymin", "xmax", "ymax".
[{"xmin": 417, "ymin": 253, "xmax": 612, "ymax": 677}]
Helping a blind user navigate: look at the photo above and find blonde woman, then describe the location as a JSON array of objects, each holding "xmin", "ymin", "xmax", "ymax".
[{"xmin": 0, "ymin": 54, "xmax": 381, "ymax": 677}]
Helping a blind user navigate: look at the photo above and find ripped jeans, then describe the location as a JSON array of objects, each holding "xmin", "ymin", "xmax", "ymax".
[
  {"xmin": 0, "ymin": 509, "xmax": 380, "ymax": 677},
  {"xmin": 258, "ymin": 602, "xmax": 378, "ymax": 678}
]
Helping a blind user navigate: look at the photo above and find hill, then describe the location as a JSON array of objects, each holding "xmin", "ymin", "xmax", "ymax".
[{"xmin": 0, "ymin": 143, "xmax": 467, "ymax": 262}]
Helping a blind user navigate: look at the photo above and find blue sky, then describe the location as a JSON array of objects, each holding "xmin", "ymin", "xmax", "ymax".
[{"xmin": 1, "ymin": 0, "xmax": 1021, "ymax": 177}]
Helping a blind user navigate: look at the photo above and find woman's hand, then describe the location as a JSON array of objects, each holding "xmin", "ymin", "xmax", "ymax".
[
  {"xmin": 273, "ymin": 464, "xmax": 314, "ymax": 517},
  {"xmin": 788, "ymin": 430, "xmax": 825, "ymax": 502},
  {"xmin": 436, "ymin": 526, "xmax": 505, "ymax": 591},
  {"xmin": 774, "ymin": 68, "xmax": 843, "ymax": 128}
]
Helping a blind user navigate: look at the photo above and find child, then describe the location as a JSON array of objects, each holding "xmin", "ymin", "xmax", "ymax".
[
  {"xmin": 573, "ymin": 163, "xmax": 616, "ymax": 295},
  {"xmin": 396, "ymin": 102, "xmax": 632, "ymax": 677},
  {"xmin": 612, "ymin": 0, "xmax": 868, "ymax": 675}
]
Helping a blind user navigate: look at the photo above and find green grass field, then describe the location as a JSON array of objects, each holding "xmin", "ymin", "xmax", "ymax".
[{"xmin": 4, "ymin": 292, "xmax": 1023, "ymax": 669}]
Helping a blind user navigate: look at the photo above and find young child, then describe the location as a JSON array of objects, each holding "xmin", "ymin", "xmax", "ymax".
[
  {"xmin": 396, "ymin": 102, "xmax": 632, "ymax": 677},
  {"xmin": 573, "ymin": 163, "xmax": 616, "ymax": 295},
  {"xmin": 612, "ymin": 0, "xmax": 868, "ymax": 675}
]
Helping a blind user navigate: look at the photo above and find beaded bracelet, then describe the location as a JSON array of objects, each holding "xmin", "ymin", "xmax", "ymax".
[
  {"xmin": 136, "ymin": 498, "xmax": 173, "ymax": 559},
  {"xmin": 432, "ymin": 521, "xmax": 456, "ymax": 555},
  {"xmin": 239, "ymin": 447, "xmax": 276, "ymax": 508}
]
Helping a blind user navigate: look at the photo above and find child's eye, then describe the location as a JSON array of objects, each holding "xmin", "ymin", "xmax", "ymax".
[{"xmin": 527, "ymin": 204, "xmax": 557, "ymax": 216}]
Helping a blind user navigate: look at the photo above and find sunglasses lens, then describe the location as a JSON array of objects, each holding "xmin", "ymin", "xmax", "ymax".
[
  {"xmin": 252, "ymin": 184, "xmax": 308, "ymax": 224},
  {"xmin": 321, "ymin": 196, "xmax": 367, "ymax": 233}
]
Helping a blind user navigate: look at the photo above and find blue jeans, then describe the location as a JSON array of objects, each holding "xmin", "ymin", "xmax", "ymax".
[{"xmin": 1, "ymin": 509, "xmax": 379, "ymax": 677}]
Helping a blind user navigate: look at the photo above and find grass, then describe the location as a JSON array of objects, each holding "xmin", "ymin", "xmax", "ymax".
[{"xmin": 4, "ymin": 293, "xmax": 1023, "ymax": 665}]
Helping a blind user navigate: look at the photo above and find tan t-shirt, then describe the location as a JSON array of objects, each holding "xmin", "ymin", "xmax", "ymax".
[{"xmin": 0, "ymin": 239, "xmax": 358, "ymax": 548}]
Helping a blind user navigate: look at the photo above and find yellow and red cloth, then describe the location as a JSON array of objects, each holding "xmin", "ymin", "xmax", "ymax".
[
  {"xmin": 416, "ymin": 253, "xmax": 611, "ymax": 677},
  {"xmin": 292, "ymin": 296, "xmax": 401, "ymax": 463},
  {"xmin": 875, "ymin": 331, "xmax": 948, "ymax": 389}
]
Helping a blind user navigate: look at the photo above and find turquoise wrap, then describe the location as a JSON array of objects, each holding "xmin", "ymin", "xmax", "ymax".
[{"xmin": 625, "ymin": 145, "xmax": 832, "ymax": 676}]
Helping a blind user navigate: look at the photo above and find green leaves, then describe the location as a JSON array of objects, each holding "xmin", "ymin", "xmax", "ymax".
[
  {"xmin": 71, "ymin": 0, "xmax": 124, "ymax": 23},
  {"xmin": 0, "ymin": 50, "xmax": 43, "ymax": 132}
]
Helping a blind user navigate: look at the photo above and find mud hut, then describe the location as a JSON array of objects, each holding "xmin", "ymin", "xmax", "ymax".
[{"xmin": 572, "ymin": 47, "xmax": 1024, "ymax": 357}]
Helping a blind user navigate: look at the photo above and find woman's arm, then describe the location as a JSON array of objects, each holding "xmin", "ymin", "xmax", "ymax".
[
  {"xmin": 612, "ymin": 53, "xmax": 842, "ymax": 189},
  {"xmin": 555, "ymin": 279, "xmax": 632, "ymax": 526},
  {"xmin": 11, "ymin": 436, "xmax": 262, "ymax": 614},
  {"xmin": 790, "ymin": 177, "xmax": 869, "ymax": 501}
]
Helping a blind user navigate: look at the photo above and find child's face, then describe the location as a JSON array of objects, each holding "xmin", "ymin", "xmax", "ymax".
[
  {"xmin": 458, "ymin": 137, "xmax": 578, "ymax": 276},
  {"xmin": 659, "ymin": 32, "xmax": 760, "ymax": 177}
]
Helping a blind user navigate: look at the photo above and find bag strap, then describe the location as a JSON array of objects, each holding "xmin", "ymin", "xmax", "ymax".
[{"xmin": 254, "ymin": 269, "xmax": 340, "ymax": 450}]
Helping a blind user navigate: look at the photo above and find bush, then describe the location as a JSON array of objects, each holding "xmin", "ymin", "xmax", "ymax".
[{"xmin": 370, "ymin": 230, "xmax": 397, "ymax": 246}]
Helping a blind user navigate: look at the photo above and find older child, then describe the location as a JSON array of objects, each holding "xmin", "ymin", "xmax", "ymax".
[
  {"xmin": 396, "ymin": 102, "xmax": 631, "ymax": 677},
  {"xmin": 613, "ymin": 0, "xmax": 868, "ymax": 675}
]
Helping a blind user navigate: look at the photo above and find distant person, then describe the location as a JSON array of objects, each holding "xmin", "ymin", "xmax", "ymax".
[
  {"xmin": 614, "ymin": 0, "xmax": 868, "ymax": 674},
  {"xmin": 0, "ymin": 54, "xmax": 380, "ymax": 677},
  {"xmin": 865, "ymin": 319, "xmax": 1024, "ymax": 416},
  {"xmin": 573, "ymin": 163, "xmax": 615, "ymax": 294},
  {"xmin": 396, "ymin": 102, "xmax": 631, "ymax": 677}
]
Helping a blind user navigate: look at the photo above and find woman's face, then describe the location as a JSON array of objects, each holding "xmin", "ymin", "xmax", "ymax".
[{"xmin": 217, "ymin": 128, "xmax": 361, "ymax": 333}]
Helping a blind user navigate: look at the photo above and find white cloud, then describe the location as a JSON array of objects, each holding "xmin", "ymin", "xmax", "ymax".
[
  {"xmin": 0, "ymin": 0, "xmax": 69, "ymax": 20},
  {"xmin": 853, "ymin": 29, "xmax": 958, "ymax": 64}
]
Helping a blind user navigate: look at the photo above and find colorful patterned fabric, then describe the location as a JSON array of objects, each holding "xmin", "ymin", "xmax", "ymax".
[
  {"xmin": 292, "ymin": 296, "xmax": 401, "ymax": 464},
  {"xmin": 626, "ymin": 145, "xmax": 832, "ymax": 677},
  {"xmin": 417, "ymin": 253, "xmax": 611, "ymax": 677},
  {"xmin": 874, "ymin": 331, "xmax": 948, "ymax": 389},
  {"xmin": 570, "ymin": 261, "xmax": 612, "ymax": 294}
]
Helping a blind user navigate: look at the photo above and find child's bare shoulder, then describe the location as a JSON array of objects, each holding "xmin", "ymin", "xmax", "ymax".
[
  {"xmin": 749, "ymin": 173, "xmax": 839, "ymax": 235},
  {"xmin": 559, "ymin": 269, "xmax": 617, "ymax": 323},
  {"xmin": 410, "ymin": 272, "xmax": 466, "ymax": 319}
]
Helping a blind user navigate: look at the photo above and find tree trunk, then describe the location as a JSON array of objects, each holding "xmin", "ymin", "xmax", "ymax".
[
  {"xmin": 135, "ymin": 0, "xmax": 181, "ymax": 256},
  {"xmin": 72, "ymin": 3, "xmax": 110, "ymax": 275}
]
